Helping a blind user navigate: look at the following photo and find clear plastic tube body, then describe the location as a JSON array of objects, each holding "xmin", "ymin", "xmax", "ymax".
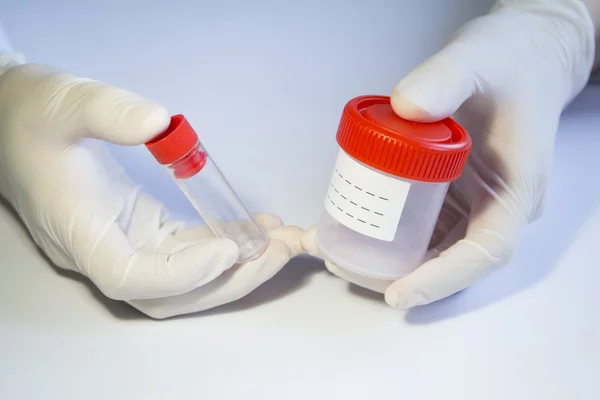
[{"xmin": 166, "ymin": 141, "xmax": 269, "ymax": 263}]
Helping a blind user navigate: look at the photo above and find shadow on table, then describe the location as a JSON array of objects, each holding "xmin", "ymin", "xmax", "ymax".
[
  {"xmin": 168, "ymin": 255, "xmax": 324, "ymax": 320},
  {"xmin": 52, "ymin": 255, "xmax": 323, "ymax": 320},
  {"xmin": 400, "ymin": 85, "xmax": 600, "ymax": 324}
]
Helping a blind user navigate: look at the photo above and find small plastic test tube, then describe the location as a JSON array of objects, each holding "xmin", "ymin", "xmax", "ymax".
[
  {"xmin": 145, "ymin": 114, "xmax": 269, "ymax": 263},
  {"xmin": 316, "ymin": 95, "xmax": 471, "ymax": 280}
]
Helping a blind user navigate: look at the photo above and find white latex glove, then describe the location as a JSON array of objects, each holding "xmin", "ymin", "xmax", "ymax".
[
  {"xmin": 0, "ymin": 56, "xmax": 304, "ymax": 319},
  {"xmin": 304, "ymin": 0, "xmax": 597, "ymax": 309}
]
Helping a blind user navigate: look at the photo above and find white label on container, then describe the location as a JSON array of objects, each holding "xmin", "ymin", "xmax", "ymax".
[{"xmin": 324, "ymin": 149, "xmax": 411, "ymax": 242}]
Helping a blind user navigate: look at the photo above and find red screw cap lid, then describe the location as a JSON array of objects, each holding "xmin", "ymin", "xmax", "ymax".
[
  {"xmin": 145, "ymin": 114, "xmax": 198, "ymax": 165},
  {"xmin": 336, "ymin": 95, "xmax": 471, "ymax": 182}
]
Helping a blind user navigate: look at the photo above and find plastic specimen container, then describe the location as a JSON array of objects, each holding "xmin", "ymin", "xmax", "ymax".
[
  {"xmin": 316, "ymin": 95, "xmax": 471, "ymax": 279},
  {"xmin": 145, "ymin": 114, "xmax": 269, "ymax": 263}
]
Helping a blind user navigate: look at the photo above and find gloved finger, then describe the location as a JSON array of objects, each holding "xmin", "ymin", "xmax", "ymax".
[
  {"xmin": 385, "ymin": 198, "xmax": 526, "ymax": 310},
  {"xmin": 77, "ymin": 193, "xmax": 240, "ymax": 301},
  {"xmin": 93, "ymin": 234, "xmax": 239, "ymax": 302},
  {"xmin": 267, "ymin": 225, "xmax": 305, "ymax": 257},
  {"xmin": 253, "ymin": 213, "xmax": 284, "ymax": 231},
  {"xmin": 390, "ymin": 44, "xmax": 478, "ymax": 122},
  {"xmin": 46, "ymin": 70, "xmax": 170, "ymax": 145},
  {"xmin": 300, "ymin": 225, "xmax": 322, "ymax": 258},
  {"xmin": 129, "ymin": 226, "xmax": 303, "ymax": 319},
  {"xmin": 173, "ymin": 213, "xmax": 284, "ymax": 242}
]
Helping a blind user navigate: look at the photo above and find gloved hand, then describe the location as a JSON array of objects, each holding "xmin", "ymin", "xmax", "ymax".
[
  {"xmin": 304, "ymin": 0, "xmax": 598, "ymax": 309},
  {"xmin": 0, "ymin": 54, "xmax": 304, "ymax": 319}
]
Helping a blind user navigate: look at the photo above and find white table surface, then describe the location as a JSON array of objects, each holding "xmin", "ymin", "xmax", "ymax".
[{"xmin": 2, "ymin": 1, "xmax": 600, "ymax": 399}]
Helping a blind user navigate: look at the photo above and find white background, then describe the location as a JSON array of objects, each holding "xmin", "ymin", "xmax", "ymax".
[{"xmin": 1, "ymin": 1, "xmax": 600, "ymax": 399}]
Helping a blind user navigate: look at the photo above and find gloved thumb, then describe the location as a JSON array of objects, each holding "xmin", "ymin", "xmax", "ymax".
[
  {"xmin": 16, "ymin": 64, "xmax": 171, "ymax": 145},
  {"xmin": 390, "ymin": 48, "xmax": 479, "ymax": 122},
  {"xmin": 75, "ymin": 79, "xmax": 170, "ymax": 145}
]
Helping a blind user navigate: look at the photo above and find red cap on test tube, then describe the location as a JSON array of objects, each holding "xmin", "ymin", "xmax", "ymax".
[
  {"xmin": 145, "ymin": 114, "xmax": 207, "ymax": 179},
  {"xmin": 146, "ymin": 114, "xmax": 199, "ymax": 164}
]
